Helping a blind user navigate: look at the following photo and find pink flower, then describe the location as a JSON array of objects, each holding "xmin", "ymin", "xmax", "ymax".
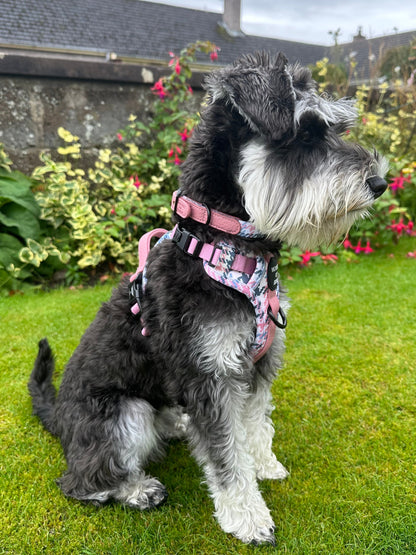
[
  {"xmin": 188, "ymin": 86, "xmax": 193, "ymax": 95},
  {"xmin": 362, "ymin": 117, "xmax": 368, "ymax": 125},
  {"xmin": 300, "ymin": 251, "xmax": 321, "ymax": 264},
  {"xmin": 343, "ymin": 237, "xmax": 353, "ymax": 249},
  {"xmin": 110, "ymin": 208, "xmax": 116, "ymax": 215},
  {"xmin": 210, "ymin": 50, "xmax": 218, "ymax": 62},
  {"xmin": 151, "ymin": 79, "xmax": 167, "ymax": 100},
  {"xmin": 407, "ymin": 251, "xmax": 416, "ymax": 258},
  {"xmin": 168, "ymin": 145, "xmax": 183, "ymax": 165},
  {"xmin": 389, "ymin": 175, "xmax": 411, "ymax": 193},
  {"xmin": 130, "ymin": 175, "xmax": 142, "ymax": 189},
  {"xmin": 387, "ymin": 218, "xmax": 413, "ymax": 236},
  {"xmin": 362, "ymin": 240, "xmax": 374, "ymax": 254},
  {"xmin": 354, "ymin": 240, "xmax": 362, "ymax": 254},
  {"xmin": 179, "ymin": 127, "xmax": 191, "ymax": 142},
  {"xmin": 117, "ymin": 133, "xmax": 123, "ymax": 141},
  {"xmin": 175, "ymin": 60, "xmax": 181, "ymax": 75}
]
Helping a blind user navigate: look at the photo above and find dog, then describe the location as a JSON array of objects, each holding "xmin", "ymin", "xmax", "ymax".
[{"xmin": 29, "ymin": 52, "xmax": 387, "ymax": 545}]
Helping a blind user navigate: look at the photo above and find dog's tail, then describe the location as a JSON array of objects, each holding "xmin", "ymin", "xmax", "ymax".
[{"xmin": 28, "ymin": 338, "xmax": 58, "ymax": 436}]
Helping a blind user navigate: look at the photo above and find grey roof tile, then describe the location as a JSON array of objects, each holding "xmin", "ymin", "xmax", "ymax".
[{"xmin": 0, "ymin": 0, "xmax": 326, "ymax": 65}]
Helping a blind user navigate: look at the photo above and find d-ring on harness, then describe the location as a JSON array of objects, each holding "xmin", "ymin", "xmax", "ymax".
[{"xmin": 129, "ymin": 190, "xmax": 287, "ymax": 362}]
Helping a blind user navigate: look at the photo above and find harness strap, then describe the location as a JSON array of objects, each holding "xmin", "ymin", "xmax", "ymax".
[{"xmin": 129, "ymin": 226, "xmax": 257, "ymax": 317}]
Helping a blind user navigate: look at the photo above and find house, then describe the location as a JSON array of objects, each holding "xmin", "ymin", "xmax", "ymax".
[
  {"xmin": 0, "ymin": 0, "xmax": 414, "ymax": 170},
  {"xmin": 337, "ymin": 28, "xmax": 416, "ymax": 84}
]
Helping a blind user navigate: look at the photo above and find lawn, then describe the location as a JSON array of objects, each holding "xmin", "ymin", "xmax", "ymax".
[{"xmin": 1, "ymin": 237, "xmax": 415, "ymax": 554}]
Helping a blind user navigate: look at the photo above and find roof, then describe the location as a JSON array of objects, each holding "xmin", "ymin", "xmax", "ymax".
[
  {"xmin": 1, "ymin": 0, "xmax": 415, "ymax": 83},
  {"xmin": 0, "ymin": 0, "xmax": 326, "ymax": 67},
  {"xmin": 337, "ymin": 30, "xmax": 416, "ymax": 83}
]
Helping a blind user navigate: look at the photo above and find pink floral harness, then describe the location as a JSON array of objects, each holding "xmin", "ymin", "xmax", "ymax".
[{"xmin": 129, "ymin": 192, "xmax": 286, "ymax": 362}]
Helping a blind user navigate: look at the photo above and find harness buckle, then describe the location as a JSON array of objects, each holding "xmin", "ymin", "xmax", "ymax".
[
  {"xmin": 172, "ymin": 226, "xmax": 203, "ymax": 258},
  {"xmin": 129, "ymin": 273, "xmax": 143, "ymax": 314}
]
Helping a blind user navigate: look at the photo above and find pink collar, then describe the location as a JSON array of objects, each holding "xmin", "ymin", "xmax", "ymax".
[{"xmin": 171, "ymin": 190, "xmax": 262, "ymax": 238}]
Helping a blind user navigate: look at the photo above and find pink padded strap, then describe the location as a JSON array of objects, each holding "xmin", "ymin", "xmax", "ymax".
[
  {"xmin": 130, "ymin": 228, "xmax": 168, "ymax": 283},
  {"xmin": 252, "ymin": 291, "xmax": 279, "ymax": 363},
  {"xmin": 171, "ymin": 191, "xmax": 242, "ymax": 235}
]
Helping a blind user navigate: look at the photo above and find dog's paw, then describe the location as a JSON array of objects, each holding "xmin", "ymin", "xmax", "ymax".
[
  {"xmin": 215, "ymin": 489, "xmax": 276, "ymax": 545},
  {"xmin": 174, "ymin": 412, "xmax": 190, "ymax": 437},
  {"xmin": 122, "ymin": 477, "xmax": 168, "ymax": 510},
  {"xmin": 256, "ymin": 454, "xmax": 289, "ymax": 481}
]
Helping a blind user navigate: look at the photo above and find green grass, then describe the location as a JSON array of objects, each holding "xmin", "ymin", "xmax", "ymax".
[{"xmin": 1, "ymin": 237, "xmax": 416, "ymax": 554}]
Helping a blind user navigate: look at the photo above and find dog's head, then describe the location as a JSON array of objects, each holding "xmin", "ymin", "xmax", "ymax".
[{"xmin": 196, "ymin": 52, "xmax": 388, "ymax": 250}]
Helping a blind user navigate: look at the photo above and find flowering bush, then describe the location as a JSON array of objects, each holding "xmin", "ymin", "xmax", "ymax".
[
  {"xmin": 0, "ymin": 41, "xmax": 218, "ymax": 291},
  {"xmin": 16, "ymin": 42, "xmax": 219, "ymax": 286}
]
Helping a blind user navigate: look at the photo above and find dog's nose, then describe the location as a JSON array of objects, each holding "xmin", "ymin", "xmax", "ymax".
[{"xmin": 366, "ymin": 176, "xmax": 387, "ymax": 199}]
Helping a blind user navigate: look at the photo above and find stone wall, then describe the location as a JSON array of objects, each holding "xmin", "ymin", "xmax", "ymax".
[{"xmin": 0, "ymin": 53, "xmax": 205, "ymax": 173}]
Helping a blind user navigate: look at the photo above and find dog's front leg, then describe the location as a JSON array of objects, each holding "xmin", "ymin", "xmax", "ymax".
[
  {"xmin": 186, "ymin": 375, "xmax": 276, "ymax": 545},
  {"xmin": 243, "ymin": 373, "xmax": 289, "ymax": 481}
]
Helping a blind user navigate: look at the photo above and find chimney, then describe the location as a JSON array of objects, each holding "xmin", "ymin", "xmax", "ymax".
[{"xmin": 220, "ymin": 0, "xmax": 244, "ymax": 37}]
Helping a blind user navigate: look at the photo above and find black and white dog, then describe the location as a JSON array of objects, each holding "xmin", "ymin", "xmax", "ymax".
[{"xmin": 29, "ymin": 52, "xmax": 387, "ymax": 545}]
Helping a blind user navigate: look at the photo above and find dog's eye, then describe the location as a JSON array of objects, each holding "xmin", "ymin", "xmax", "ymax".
[
  {"xmin": 297, "ymin": 114, "xmax": 327, "ymax": 146},
  {"xmin": 301, "ymin": 130, "xmax": 314, "ymax": 144}
]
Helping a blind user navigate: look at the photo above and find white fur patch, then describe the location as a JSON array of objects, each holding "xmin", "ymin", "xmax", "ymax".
[
  {"xmin": 238, "ymin": 139, "xmax": 388, "ymax": 250},
  {"xmin": 193, "ymin": 318, "xmax": 254, "ymax": 378}
]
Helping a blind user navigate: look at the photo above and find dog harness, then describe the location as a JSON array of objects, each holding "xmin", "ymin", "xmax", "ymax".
[{"xmin": 129, "ymin": 190, "xmax": 287, "ymax": 362}]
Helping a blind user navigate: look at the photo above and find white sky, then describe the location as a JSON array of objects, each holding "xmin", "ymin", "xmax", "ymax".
[{"xmin": 143, "ymin": 0, "xmax": 416, "ymax": 45}]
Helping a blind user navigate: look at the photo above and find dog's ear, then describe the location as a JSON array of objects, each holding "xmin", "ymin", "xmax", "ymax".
[{"xmin": 204, "ymin": 52, "xmax": 295, "ymax": 142}]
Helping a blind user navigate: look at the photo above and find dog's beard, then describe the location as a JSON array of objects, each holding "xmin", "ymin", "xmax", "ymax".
[{"xmin": 238, "ymin": 140, "xmax": 388, "ymax": 251}]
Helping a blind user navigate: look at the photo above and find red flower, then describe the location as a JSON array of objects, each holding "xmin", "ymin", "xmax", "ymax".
[
  {"xmin": 387, "ymin": 218, "xmax": 413, "ymax": 236},
  {"xmin": 362, "ymin": 240, "xmax": 374, "ymax": 254},
  {"xmin": 168, "ymin": 145, "xmax": 183, "ymax": 164},
  {"xmin": 354, "ymin": 240, "xmax": 362, "ymax": 254},
  {"xmin": 389, "ymin": 175, "xmax": 411, "ymax": 193},
  {"xmin": 117, "ymin": 133, "xmax": 123, "ymax": 141},
  {"xmin": 210, "ymin": 50, "xmax": 218, "ymax": 62},
  {"xmin": 343, "ymin": 237, "xmax": 353, "ymax": 249},
  {"xmin": 407, "ymin": 251, "xmax": 416, "ymax": 258},
  {"xmin": 300, "ymin": 251, "xmax": 321, "ymax": 264},
  {"xmin": 130, "ymin": 175, "xmax": 142, "ymax": 189},
  {"xmin": 175, "ymin": 60, "xmax": 181, "ymax": 75},
  {"xmin": 179, "ymin": 127, "xmax": 191, "ymax": 142},
  {"xmin": 151, "ymin": 79, "xmax": 167, "ymax": 100}
]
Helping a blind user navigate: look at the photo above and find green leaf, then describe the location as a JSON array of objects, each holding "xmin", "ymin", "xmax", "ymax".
[
  {"xmin": 0, "ymin": 169, "xmax": 40, "ymax": 217},
  {"xmin": 0, "ymin": 233, "xmax": 24, "ymax": 269},
  {"xmin": 0, "ymin": 203, "xmax": 40, "ymax": 240}
]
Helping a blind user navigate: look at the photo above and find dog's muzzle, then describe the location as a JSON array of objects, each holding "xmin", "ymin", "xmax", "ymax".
[{"xmin": 366, "ymin": 176, "xmax": 387, "ymax": 199}]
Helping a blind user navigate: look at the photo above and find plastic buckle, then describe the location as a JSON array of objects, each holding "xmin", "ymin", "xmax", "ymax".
[
  {"xmin": 207, "ymin": 243, "xmax": 220, "ymax": 267},
  {"xmin": 172, "ymin": 226, "xmax": 203, "ymax": 258},
  {"xmin": 129, "ymin": 274, "xmax": 143, "ymax": 313}
]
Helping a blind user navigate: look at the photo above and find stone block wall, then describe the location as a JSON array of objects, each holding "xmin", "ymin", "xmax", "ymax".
[{"xmin": 0, "ymin": 53, "xmax": 205, "ymax": 173}]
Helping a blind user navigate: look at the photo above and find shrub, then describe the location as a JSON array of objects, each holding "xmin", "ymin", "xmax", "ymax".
[
  {"xmin": 22, "ymin": 41, "xmax": 218, "ymax": 284},
  {"xmin": 0, "ymin": 151, "xmax": 45, "ymax": 290}
]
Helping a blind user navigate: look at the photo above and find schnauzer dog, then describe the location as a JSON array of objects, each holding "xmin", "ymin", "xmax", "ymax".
[{"xmin": 29, "ymin": 52, "xmax": 387, "ymax": 545}]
